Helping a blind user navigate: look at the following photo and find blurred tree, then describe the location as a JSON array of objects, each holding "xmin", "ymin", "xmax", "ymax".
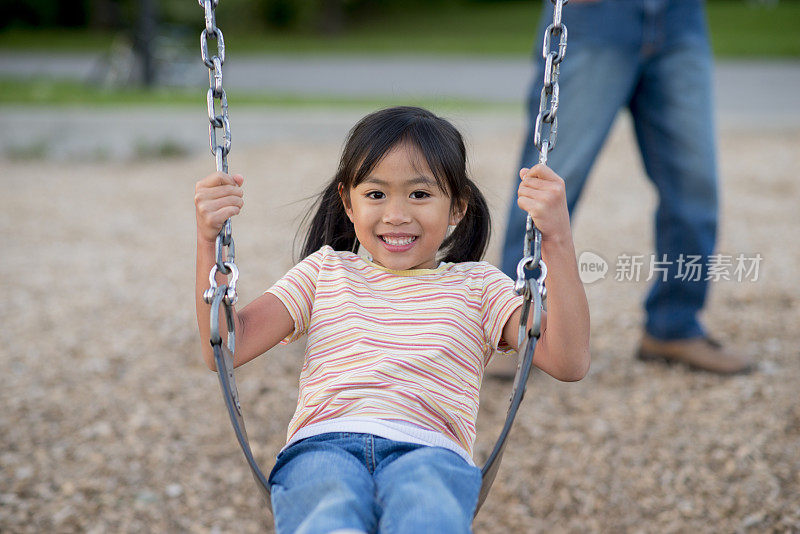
[
  {"xmin": 0, "ymin": 0, "xmax": 478, "ymax": 33},
  {"xmin": 262, "ymin": 0, "xmax": 297, "ymax": 28},
  {"xmin": 135, "ymin": 0, "xmax": 156, "ymax": 86},
  {"xmin": 255, "ymin": 0, "xmax": 456, "ymax": 33},
  {"xmin": 320, "ymin": 0, "xmax": 345, "ymax": 34},
  {"xmin": 88, "ymin": 0, "xmax": 124, "ymax": 30},
  {"xmin": 0, "ymin": 0, "xmax": 89, "ymax": 29}
]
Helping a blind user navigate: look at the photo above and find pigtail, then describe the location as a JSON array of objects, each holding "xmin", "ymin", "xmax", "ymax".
[
  {"xmin": 299, "ymin": 177, "xmax": 357, "ymax": 260},
  {"xmin": 439, "ymin": 178, "xmax": 490, "ymax": 263}
]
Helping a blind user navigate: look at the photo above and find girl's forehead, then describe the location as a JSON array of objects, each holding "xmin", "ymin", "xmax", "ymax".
[
  {"xmin": 376, "ymin": 143, "xmax": 431, "ymax": 174},
  {"xmin": 353, "ymin": 142, "xmax": 445, "ymax": 189}
]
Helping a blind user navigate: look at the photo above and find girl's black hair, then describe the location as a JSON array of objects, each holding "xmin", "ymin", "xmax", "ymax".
[{"xmin": 300, "ymin": 106, "xmax": 490, "ymax": 263}]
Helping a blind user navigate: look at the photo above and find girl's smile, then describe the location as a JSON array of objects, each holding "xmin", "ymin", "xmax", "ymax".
[
  {"xmin": 341, "ymin": 143, "xmax": 463, "ymax": 271},
  {"xmin": 379, "ymin": 233, "xmax": 417, "ymax": 251}
]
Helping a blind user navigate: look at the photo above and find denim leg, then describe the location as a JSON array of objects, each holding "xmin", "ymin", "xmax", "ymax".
[
  {"xmin": 373, "ymin": 445, "xmax": 481, "ymax": 534},
  {"xmin": 629, "ymin": 7, "xmax": 717, "ymax": 340},
  {"xmin": 501, "ymin": 8, "xmax": 641, "ymax": 279},
  {"xmin": 269, "ymin": 433, "xmax": 379, "ymax": 534}
]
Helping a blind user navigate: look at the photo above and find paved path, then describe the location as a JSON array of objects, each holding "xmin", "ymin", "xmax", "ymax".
[
  {"xmin": 3, "ymin": 52, "xmax": 800, "ymax": 108},
  {"xmin": 1, "ymin": 52, "xmax": 799, "ymax": 159}
]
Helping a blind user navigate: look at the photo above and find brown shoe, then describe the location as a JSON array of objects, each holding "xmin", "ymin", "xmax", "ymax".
[{"xmin": 637, "ymin": 334, "xmax": 754, "ymax": 375}]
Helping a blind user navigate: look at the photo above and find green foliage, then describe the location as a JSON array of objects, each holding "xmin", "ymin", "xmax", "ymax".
[
  {"xmin": 1, "ymin": 0, "xmax": 89, "ymax": 29},
  {"xmin": 0, "ymin": 0, "xmax": 797, "ymax": 57}
]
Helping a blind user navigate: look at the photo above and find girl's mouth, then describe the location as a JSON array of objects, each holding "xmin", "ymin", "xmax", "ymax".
[
  {"xmin": 380, "ymin": 235, "xmax": 417, "ymax": 246},
  {"xmin": 379, "ymin": 234, "xmax": 417, "ymax": 252}
]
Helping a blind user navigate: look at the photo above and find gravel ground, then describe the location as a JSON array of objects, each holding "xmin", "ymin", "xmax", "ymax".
[{"xmin": 1, "ymin": 111, "xmax": 798, "ymax": 533}]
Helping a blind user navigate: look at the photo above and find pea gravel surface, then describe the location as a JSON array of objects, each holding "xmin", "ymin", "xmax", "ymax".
[{"xmin": 1, "ymin": 109, "xmax": 798, "ymax": 533}]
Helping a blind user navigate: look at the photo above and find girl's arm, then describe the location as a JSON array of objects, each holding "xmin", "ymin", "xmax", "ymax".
[
  {"xmin": 501, "ymin": 164, "xmax": 590, "ymax": 382},
  {"xmin": 195, "ymin": 172, "xmax": 294, "ymax": 371}
]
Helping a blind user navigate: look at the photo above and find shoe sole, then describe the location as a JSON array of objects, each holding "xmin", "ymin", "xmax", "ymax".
[{"xmin": 636, "ymin": 349, "xmax": 754, "ymax": 375}]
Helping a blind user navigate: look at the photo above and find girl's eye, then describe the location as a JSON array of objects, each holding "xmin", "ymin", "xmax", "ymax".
[
  {"xmin": 366, "ymin": 191, "xmax": 385, "ymax": 200},
  {"xmin": 410, "ymin": 191, "xmax": 430, "ymax": 199}
]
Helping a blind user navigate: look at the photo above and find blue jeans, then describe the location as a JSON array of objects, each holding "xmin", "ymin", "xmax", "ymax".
[
  {"xmin": 502, "ymin": 0, "xmax": 718, "ymax": 340},
  {"xmin": 268, "ymin": 433, "xmax": 482, "ymax": 534}
]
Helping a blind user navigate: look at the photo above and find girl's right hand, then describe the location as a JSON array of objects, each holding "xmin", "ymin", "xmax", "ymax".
[
  {"xmin": 517, "ymin": 164, "xmax": 571, "ymax": 245},
  {"xmin": 194, "ymin": 172, "xmax": 244, "ymax": 243}
]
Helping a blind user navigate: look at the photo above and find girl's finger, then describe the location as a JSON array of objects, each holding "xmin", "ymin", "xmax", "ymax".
[
  {"xmin": 215, "ymin": 205, "xmax": 242, "ymax": 222},
  {"xmin": 198, "ymin": 195, "xmax": 244, "ymax": 216},
  {"xmin": 518, "ymin": 183, "xmax": 537, "ymax": 200},
  {"xmin": 203, "ymin": 205, "xmax": 242, "ymax": 231},
  {"xmin": 198, "ymin": 171, "xmax": 238, "ymax": 189},
  {"xmin": 518, "ymin": 180, "xmax": 552, "ymax": 197},
  {"xmin": 524, "ymin": 163, "xmax": 560, "ymax": 183},
  {"xmin": 197, "ymin": 184, "xmax": 243, "ymax": 200},
  {"xmin": 214, "ymin": 172, "xmax": 238, "ymax": 187},
  {"xmin": 517, "ymin": 195, "xmax": 543, "ymax": 215},
  {"xmin": 519, "ymin": 179, "xmax": 550, "ymax": 193}
]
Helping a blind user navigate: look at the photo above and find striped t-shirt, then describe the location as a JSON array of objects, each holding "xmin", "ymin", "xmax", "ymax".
[{"xmin": 266, "ymin": 245, "xmax": 523, "ymax": 458}]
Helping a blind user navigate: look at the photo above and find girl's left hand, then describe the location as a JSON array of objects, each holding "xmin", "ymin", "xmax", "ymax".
[{"xmin": 516, "ymin": 164, "xmax": 571, "ymax": 244}]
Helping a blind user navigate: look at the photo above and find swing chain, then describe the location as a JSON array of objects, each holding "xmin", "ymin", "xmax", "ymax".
[
  {"xmin": 534, "ymin": 0, "xmax": 568, "ymax": 160},
  {"xmin": 200, "ymin": 0, "xmax": 238, "ymax": 315},
  {"xmin": 515, "ymin": 0, "xmax": 567, "ymax": 337},
  {"xmin": 200, "ymin": 0, "xmax": 231, "ymax": 172}
]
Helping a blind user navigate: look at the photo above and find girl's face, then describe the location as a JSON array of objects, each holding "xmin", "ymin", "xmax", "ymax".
[{"xmin": 341, "ymin": 143, "xmax": 463, "ymax": 271}]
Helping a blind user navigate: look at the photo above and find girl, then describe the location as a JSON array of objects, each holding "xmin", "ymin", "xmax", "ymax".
[{"xmin": 195, "ymin": 106, "xmax": 590, "ymax": 533}]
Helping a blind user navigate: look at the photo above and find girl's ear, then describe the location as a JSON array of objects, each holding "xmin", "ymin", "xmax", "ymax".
[
  {"xmin": 449, "ymin": 198, "xmax": 467, "ymax": 226},
  {"xmin": 338, "ymin": 183, "xmax": 354, "ymax": 222}
]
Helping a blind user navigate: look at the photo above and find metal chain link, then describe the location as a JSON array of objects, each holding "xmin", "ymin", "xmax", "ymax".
[
  {"xmin": 478, "ymin": 5, "xmax": 569, "ymax": 499},
  {"xmin": 197, "ymin": 1, "xmax": 272, "ymax": 507},
  {"xmin": 514, "ymin": 0, "xmax": 568, "ymax": 341},
  {"xmin": 478, "ymin": 2, "xmax": 570, "ymax": 509},
  {"xmin": 199, "ymin": 0, "xmax": 237, "ymax": 317}
]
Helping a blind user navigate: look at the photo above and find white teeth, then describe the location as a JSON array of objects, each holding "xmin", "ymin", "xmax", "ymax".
[{"xmin": 382, "ymin": 236, "xmax": 415, "ymax": 246}]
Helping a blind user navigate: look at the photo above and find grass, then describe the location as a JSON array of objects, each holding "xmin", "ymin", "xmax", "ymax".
[
  {"xmin": 706, "ymin": 1, "xmax": 800, "ymax": 57},
  {"xmin": 228, "ymin": 2, "xmax": 541, "ymax": 56},
  {"xmin": 4, "ymin": 138, "xmax": 50, "ymax": 161},
  {"xmin": 0, "ymin": 1, "xmax": 798, "ymax": 57},
  {"xmin": 134, "ymin": 138, "xmax": 190, "ymax": 160},
  {"xmin": 0, "ymin": 78, "xmax": 515, "ymax": 110}
]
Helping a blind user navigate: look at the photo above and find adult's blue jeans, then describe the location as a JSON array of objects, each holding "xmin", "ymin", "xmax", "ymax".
[
  {"xmin": 502, "ymin": 0, "xmax": 718, "ymax": 340},
  {"xmin": 268, "ymin": 432, "xmax": 482, "ymax": 534}
]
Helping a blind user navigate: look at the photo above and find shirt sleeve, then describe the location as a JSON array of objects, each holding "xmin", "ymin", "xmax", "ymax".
[
  {"xmin": 481, "ymin": 263, "xmax": 524, "ymax": 360},
  {"xmin": 265, "ymin": 246, "xmax": 328, "ymax": 344}
]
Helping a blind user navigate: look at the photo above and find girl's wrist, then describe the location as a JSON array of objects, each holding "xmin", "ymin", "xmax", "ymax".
[
  {"xmin": 541, "ymin": 228, "xmax": 573, "ymax": 249},
  {"xmin": 197, "ymin": 233, "xmax": 217, "ymax": 246},
  {"xmin": 541, "ymin": 233, "xmax": 579, "ymax": 267},
  {"xmin": 196, "ymin": 222, "xmax": 220, "ymax": 245}
]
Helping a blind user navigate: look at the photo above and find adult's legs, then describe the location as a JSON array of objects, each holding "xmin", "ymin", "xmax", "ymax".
[
  {"xmin": 629, "ymin": 2, "xmax": 717, "ymax": 340},
  {"xmin": 374, "ymin": 445, "xmax": 481, "ymax": 534},
  {"xmin": 269, "ymin": 433, "xmax": 379, "ymax": 534},
  {"xmin": 501, "ymin": 2, "xmax": 642, "ymax": 279}
]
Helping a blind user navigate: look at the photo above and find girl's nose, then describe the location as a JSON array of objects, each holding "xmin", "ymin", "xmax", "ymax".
[{"xmin": 382, "ymin": 198, "xmax": 411, "ymax": 225}]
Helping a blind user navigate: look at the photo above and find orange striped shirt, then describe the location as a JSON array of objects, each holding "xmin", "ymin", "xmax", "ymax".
[{"xmin": 266, "ymin": 246, "xmax": 522, "ymax": 456}]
